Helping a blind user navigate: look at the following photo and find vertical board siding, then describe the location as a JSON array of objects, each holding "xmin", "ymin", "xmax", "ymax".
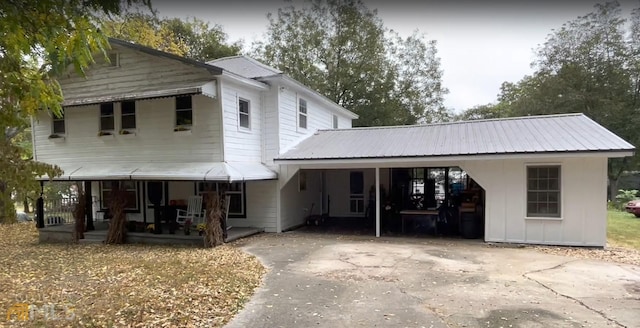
[
  {"xmin": 33, "ymin": 95, "xmax": 222, "ymax": 167},
  {"xmin": 220, "ymin": 80, "xmax": 263, "ymax": 162},
  {"xmin": 463, "ymin": 157, "xmax": 608, "ymax": 247}
]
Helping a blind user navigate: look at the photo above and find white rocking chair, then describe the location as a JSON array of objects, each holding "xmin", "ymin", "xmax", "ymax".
[{"xmin": 176, "ymin": 196, "xmax": 204, "ymax": 225}]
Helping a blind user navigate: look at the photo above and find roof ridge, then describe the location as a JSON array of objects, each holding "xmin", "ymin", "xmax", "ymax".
[
  {"xmin": 207, "ymin": 55, "xmax": 281, "ymax": 75},
  {"xmin": 318, "ymin": 113, "xmax": 585, "ymax": 132}
]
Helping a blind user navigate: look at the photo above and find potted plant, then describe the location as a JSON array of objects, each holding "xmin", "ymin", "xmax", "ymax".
[
  {"xmin": 184, "ymin": 219, "xmax": 192, "ymax": 235},
  {"xmin": 146, "ymin": 224, "xmax": 155, "ymax": 233},
  {"xmin": 196, "ymin": 223, "xmax": 206, "ymax": 236}
]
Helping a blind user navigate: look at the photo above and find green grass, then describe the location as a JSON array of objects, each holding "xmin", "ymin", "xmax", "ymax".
[{"xmin": 608, "ymin": 210, "xmax": 640, "ymax": 250}]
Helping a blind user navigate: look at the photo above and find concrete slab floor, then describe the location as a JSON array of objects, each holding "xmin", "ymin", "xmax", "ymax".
[{"xmin": 227, "ymin": 233, "xmax": 640, "ymax": 328}]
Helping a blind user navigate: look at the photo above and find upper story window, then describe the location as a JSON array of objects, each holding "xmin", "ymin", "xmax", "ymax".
[
  {"xmin": 52, "ymin": 112, "xmax": 65, "ymax": 135},
  {"xmin": 298, "ymin": 98, "xmax": 307, "ymax": 129},
  {"xmin": 238, "ymin": 98, "xmax": 250, "ymax": 129},
  {"xmin": 333, "ymin": 115, "xmax": 338, "ymax": 129},
  {"xmin": 527, "ymin": 165, "xmax": 561, "ymax": 218},
  {"xmin": 100, "ymin": 103, "xmax": 115, "ymax": 132},
  {"xmin": 121, "ymin": 101, "xmax": 136, "ymax": 130},
  {"xmin": 175, "ymin": 96, "xmax": 193, "ymax": 128}
]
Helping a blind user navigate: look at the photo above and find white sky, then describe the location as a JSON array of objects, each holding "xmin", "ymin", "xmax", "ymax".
[{"xmin": 153, "ymin": 0, "xmax": 639, "ymax": 112}]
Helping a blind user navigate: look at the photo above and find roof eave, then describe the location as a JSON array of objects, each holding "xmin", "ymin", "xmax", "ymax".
[{"xmin": 275, "ymin": 149, "xmax": 635, "ymax": 166}]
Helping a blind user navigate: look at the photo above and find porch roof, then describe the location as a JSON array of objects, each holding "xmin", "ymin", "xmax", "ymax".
[
  {"xmin": 43, "ymin": 162, "xmax": 277, "ymax": 182},
  {"xmin": 62, "ymin": 80, "xmax": 217, "ymax": 107},
  {"xmin": 275, "ymin": 113, "xmax": 635, "ymax": 164}
]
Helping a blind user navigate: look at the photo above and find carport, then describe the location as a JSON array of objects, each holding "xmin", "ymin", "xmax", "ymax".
[{"xmin": 274, "ymin": 114, "xmax": 635, "ymax": 246}]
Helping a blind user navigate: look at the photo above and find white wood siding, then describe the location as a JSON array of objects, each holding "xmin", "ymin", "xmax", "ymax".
[
  {"xmin": 58, "ymin": 44, "xmax": 213, "ymax": 100},
  {"xmin": 462, "ymin": 157, "xmax": 608, "ymax": 247},
  {"xmin": 263, "ymin": 87, "xmax": 280, "ymax": 167},
  {"xmin": 280, "ymin": 170, "xmax": 323, "ymax": 231},
  {"xmin": 229, "ymin": 180, "xmax": 278, "ymax": 232},
  {"xmin": 277, "ymin": 88, "xmax": 352, "ymax": 154},
  {"xmin": 220, "ymin": 80, "xmax": 263, "ymax": 162},
  {"xmin": 33, "ymin": 95, "xmax": 222, "ymax": 167}
]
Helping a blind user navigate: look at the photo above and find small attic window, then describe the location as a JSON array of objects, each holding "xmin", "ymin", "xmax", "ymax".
[{"xmin": 107, "ymin": 52, "xmax": 119, "ymax": 67}]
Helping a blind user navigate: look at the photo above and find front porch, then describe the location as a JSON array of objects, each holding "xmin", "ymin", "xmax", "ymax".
[{"xmin": 39, "ymin": 222, "xmax": 263, "ymax": 246}]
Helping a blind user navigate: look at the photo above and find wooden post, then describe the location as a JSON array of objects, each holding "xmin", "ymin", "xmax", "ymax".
[
  {"xmin": 375, "ymin": 167, "xmax": 380, "ymax": 237},
  {"xmin": 36, "ymin": 181, "xmax": 44, "ymax": 228},
  {"xmin": 84, "ymin": 181, "xmax": 94, "ymax": 231}
]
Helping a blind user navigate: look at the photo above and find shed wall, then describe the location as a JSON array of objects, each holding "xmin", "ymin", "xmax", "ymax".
[{"xmin": 462, "ymin": 157, "xmax": 608, "ymax": 246}]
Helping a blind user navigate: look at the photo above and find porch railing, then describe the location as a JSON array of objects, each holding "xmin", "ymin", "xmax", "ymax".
[{"xmin": 42, "ymin": 197, "xmax": 77, "ymax": 226}]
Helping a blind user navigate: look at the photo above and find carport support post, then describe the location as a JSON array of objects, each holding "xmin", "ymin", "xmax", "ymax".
[{"xmin": 375, "ymin": 167, "xmax": 380, "ymax": 237}]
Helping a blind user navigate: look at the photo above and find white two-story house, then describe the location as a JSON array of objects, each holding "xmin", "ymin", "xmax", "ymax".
[
  {"xmin": 33, "ymin": 38, "xmax": 357, "ymax": 233},
  {"xmin": 34, "ymin": 38, "xmax": 635, "ymax": 247}
]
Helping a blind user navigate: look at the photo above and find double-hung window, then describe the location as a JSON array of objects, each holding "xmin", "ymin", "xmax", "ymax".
[
  {"xmin": 101, "ymin": 181, "xmax": 138, "ymax": 211},
  {"xmin": 298, "ymin": 98, "xmax": 307, "ymax": 129},
  {"xmin": 527, "ymin": 166, "xmax": 561, "ymax": 218},
  {"xmin": 196, "ymin": 182, "xmax": 246, "ymax": 218},
  {"xmin": 175, "ymin": 96, "xmax": 193, "ymax": 128},
  {"xmin": 100, "ymin": 103, "xmax": 115, "ymax": 132},
  {"xmin": 332, "ymin": 115, "xmax": 338, "ymax": 129},
  {"xmin": 238, "ymin": 98, "xmax": 250, "ymax": 129},
  {"xmin": 121, "ymin": 101, "xmax": 136, "ymax": 130},
  {"xmin": 52, "ymin": 112, "xmax": 65, "ymax": 135}
]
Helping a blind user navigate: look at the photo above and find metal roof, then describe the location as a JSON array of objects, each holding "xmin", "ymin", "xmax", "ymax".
[
  {"xmin": 207, "ymin": 56, "xmax": 281, "ymax": 78},
  {"xmin": 109, "ymin": 38, "xmax": 222, "ymax": 74},
  {"xmin": 276, "ymin": 114, "xmax": 635, "ymax": 161}
]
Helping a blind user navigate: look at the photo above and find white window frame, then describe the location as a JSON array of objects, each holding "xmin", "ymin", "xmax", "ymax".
[
  {"xmin": 175, "ymin": 95, "xmax": 193, "ymax": 129},
  {"xmin": 120, "ymin": 101, "xmax": 136, "ymax": 131},
  {"xmin": 100, "ymin": 103, "xmax": 115, "ymax": 133},
  {"xmin": 332, "ymin": 114, "xmax": 339, "ymax": 129},
  {"xmin": 298, "ymin": 97, "xmax": 308, "ymax": 130},
  {"xmin": 525, "ymin": 164, "xmax": 562, "ymax": 219},
  {"xmin": 238, "ymin": 98, "xmax": 251, "ymax": 130},
  {"xmin": 100, "ymin": 181, "xmax": 139, "ymax": 211},
  {"xmin": 196, "ymin": 182, "xmax": 246, "ymax": 218},
  {"xmin": 51, "ymin": 111, "xmax": 65, "ymax": 135}
]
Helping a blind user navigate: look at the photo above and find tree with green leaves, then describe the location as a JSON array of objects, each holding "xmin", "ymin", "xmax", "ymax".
[
  {"xmin": 490, "ymin": 1, "xmax": 640, "ymax": 198},
  {"xmin": 0, "ymin": 0, "xmax": 150, "ymax": 223},
  {"xmin": 102, "ymin": 11, "xmax": 242, "ymax": 61},
  {"xmin": 253, "ymin": 0, "xmax": 449, "ymax": 126}
]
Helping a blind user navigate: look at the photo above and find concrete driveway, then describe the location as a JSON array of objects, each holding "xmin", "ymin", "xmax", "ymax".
[{"xmin": 226, "ymin": 233, "xmax": 640, "ymax": 328}]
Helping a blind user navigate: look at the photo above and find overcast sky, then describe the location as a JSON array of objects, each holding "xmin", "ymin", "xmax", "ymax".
[{"xmin": 153, "ymin": 0, "xmax": 639, "ymax": 112}]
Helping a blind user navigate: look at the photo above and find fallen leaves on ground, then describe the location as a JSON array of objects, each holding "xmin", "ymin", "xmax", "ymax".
[
  {"xmin": 530, "ymin": 244, "xmax": 640, "ymax": 266},
  {"xmin": 0, "ymin": 223, "xmax": 265, "ymax": 327}
]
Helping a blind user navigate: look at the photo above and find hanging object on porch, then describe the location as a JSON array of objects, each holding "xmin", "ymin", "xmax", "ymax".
[{"xmin": 105, "ymin": 185, "xmax": 128, "ymax": 244}]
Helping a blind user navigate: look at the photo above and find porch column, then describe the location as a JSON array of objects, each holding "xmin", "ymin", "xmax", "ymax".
[
  {"xmin": 36, "ymin": 181, "xmax": 44, "ymax": 228},
  {"xmin": 375, "ymin": 167, "xmax": 380, "ymax": 237},
  {"xmin": 84, "ymin": 181, "xmax": 95, "ymax": 231}
]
